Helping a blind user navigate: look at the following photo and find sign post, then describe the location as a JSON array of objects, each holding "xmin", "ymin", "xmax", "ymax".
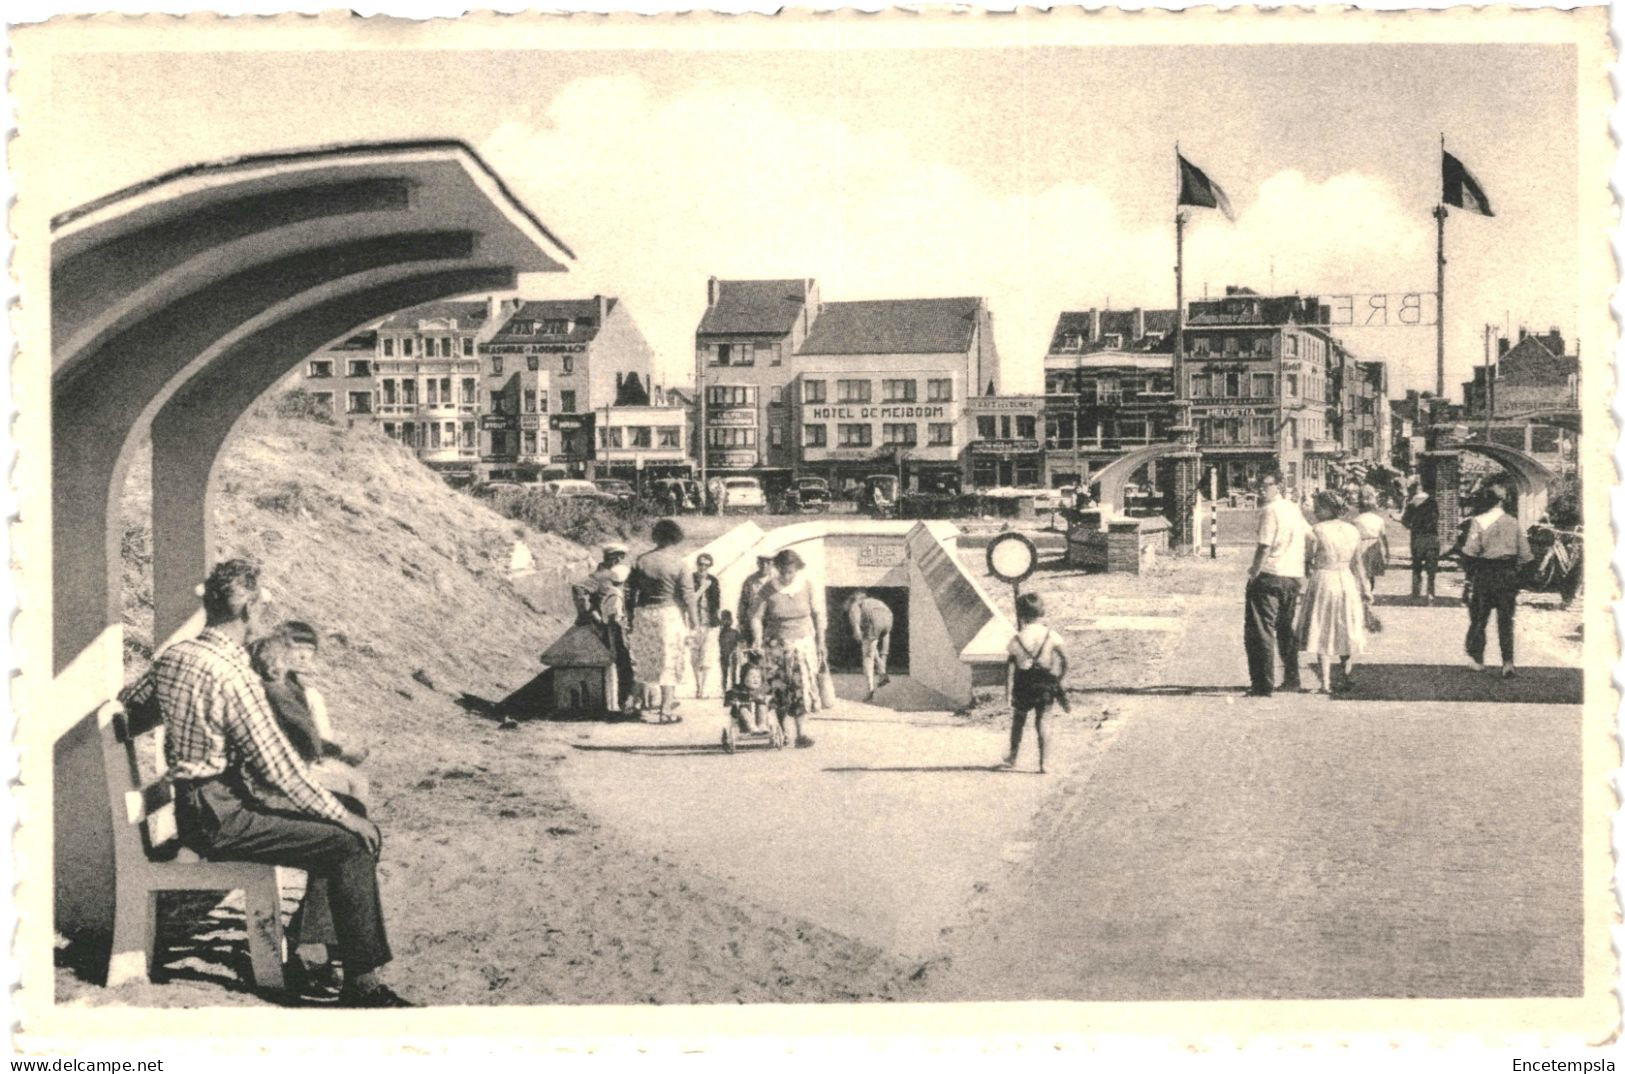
[{"xmin": 986, "ymin": 531, "xmax": 1039, "ymax": 607}]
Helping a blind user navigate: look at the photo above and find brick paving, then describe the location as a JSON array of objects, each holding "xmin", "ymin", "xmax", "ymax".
[{"xmin": 933, "ymin": 554, "xmax": 1584, "ymax": 1001}]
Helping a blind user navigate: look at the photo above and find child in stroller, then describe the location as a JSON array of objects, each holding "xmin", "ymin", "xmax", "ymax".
[{"xmin": 723, "ymin": 649, "xmax": 785, "ymax": 749}]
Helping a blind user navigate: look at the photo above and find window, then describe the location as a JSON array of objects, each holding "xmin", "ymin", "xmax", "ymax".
[
  {"xmin": 1285, "ymin": 373, "xmax": 1299, "ymax": 398},
  {"xmin": 382, "ymin": 338, "xmax": 395, "ymax": 358},
  {"xmin": 383, "ymin": 422, "xmax": 395, "ymax": 439},
  {"xmin": 803, "ymin": 380, "xmax": 827, "ymax": 404},
  {"xmin": 1103, "ymin": 334, "xmax": 1124, "ymax": 349},
  {"xmin": 657, "ymin": 426, "xmax": 681, "ymax": 448},
  {"xmin": 462, "ymin": 378, "xmax": 478, "ymax": 405},
  {"xmin": 977, "ymin": 416, "xmax": 996, "ymax": 440},
  {"xmin": 429, "ymin": 424, "xmax": 443, "ymax": 449},
  {"xmin": 928, "ymin": 379, "xmax": 953, "ymax": 402},
  {"xmin": 307, "ymin": 360, "xmax": 333, "ymax": 378},
  {"xmin": 563, "ymin": 356, "xmax": 574, "ymax": 374},
  {"xmin": 630, "ymin": 427, "xmax": 652, "ymax": 449},
  {"xmin": 540, "ymin": 319, "xmax": 570, "ymax": 336},
  {"xmin": 1253, "ymin": 373, "xmax": 1276, "ymax": 399},
  {"xmin": 837, "ymin": 379, "xmax": 871, "ymax": 404},
  {"xmin": 1189, "ymin": 373, "xmax": 1209, "ymax": 398},
  {"xmin": 1251, "ymin": 417, "xmax": 1275, "ymax": 443},
  {"xmin": 426, "ymin": 379, "xmax": 439, "ymax": 406},
  {"xmin": 1192, "ymin": 337, "xmax": 1212, "ymax": 355},
  {"xmin": 1285, "ymin": 335, "xmax": 1300, "ymax": 357},
  {"xmin": 523, "ymin": 431, "xmax": 538, "ymax": 455},
  {"xmin": 707, "ymin": 427, "xmax": 757, "ymax": 447},
  {"xmin": 561, "ymin": 391, "xmax": 576, "ymax": 412},
  {"xmin": 462, "ymin": 422, "xmax": 476, "ymax": 449},
  {"xmin": 1224, "ymin": 372, "xmax": 1242, "ymax": 398},
  {"xmin": 312, "ymin": 392, "xmax": 334, "ymax": 411},
  {"xmin": 347, "ymin": 391, "xmax": 371, "ymax": 414},
  {"xmin": 463, "ymin": 337, "xmax": 475, "ymax": 356},
  {"xmin": 1223, "ymin": 336, "xmax": 1239, "ymax": 355},
  {"xmin": 736, "ymin": 344, "xmax": 754, "ymax": 366},
  {"xmin": 769, "ymin": 342, "xmax": 782, "ymax": 366},
  {"xmin": 883, "ymin": 424, "xmax": 918, "ymax": 447},
  {"xmin": 707, "ymin": 385, "xmax": 755, "ymax": 407},
  {"xmin": 883, "ymin": 379, "xmax": 917, "ymax": 403},
  {"xmin": 603, "ymin": 427, "xmax": 624, "ymax": 449},
  {"xmin": 804, "ymin": 424, "xmax": 828, "ymax": 447},
  {"xmin": 527, "ymin": 356, "xmax": 540, "ymax": 372},
  {"xmin": 439, "ymin": 376, "xmax": 451, "ymax": 402},
  {"xmin": 403, "ymin": 338, "xmax": 415, "ymax": 357},
  {"xmin": 402, "ymin": 379, "xmax": 418, "ymax": 404},
  {"xmin": 492, "ymin": 357, "xmax": 504, "ymax": 375},
  {"xmin": 769, "ymin": 386, "xmax": 783, "ymax": 406},
  {"xmin": 347, "ymin": 360, "xmax": 369, "ymax": 378},
  {"xmin": 537, "ymin": 391, "xmax": 549, "ymax": 413},
  {"xmin": 929, "ymin": 423, "xmax": 954, "ymax": 447},
  {"xmin": 770, "ymin": 425, "xmax": 783, "ymax": 448},
  {"xmin": 524, "ymin": 390, "xmax": 537, "ymax": 413},
  {"xmin": 1016, "ymin": 415, "xmax": 1037, "ymax": 440},
  {"xmin": 382, "ymin": 379, "xmax": 398, "ymax": 404},
  {"xmin": 838, "ymin": 424, "xmax": 873, "ymax": 447}
]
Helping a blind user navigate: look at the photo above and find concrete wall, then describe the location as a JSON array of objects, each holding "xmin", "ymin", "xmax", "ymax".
[{"xmin": 694, "ymin": 518, "xmax": 1012, "ymax": 710}]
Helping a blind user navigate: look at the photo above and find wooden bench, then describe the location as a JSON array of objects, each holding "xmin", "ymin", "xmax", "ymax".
[{"xmin": 98, "ymin": 700, "xmax": 286, "ymax": 991}]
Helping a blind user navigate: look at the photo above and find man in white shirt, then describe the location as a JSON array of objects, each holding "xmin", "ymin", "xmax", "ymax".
[
  {"xmin": 1460, "ymin": 480, "xmax": 1533, "ymax": 676},
  {"xmin": 1244, "ymin": 474, "xmax": 1311, "ymax": 696}
]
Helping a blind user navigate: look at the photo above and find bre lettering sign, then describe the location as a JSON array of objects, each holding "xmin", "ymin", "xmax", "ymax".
[{"xmin": 1322, "ymin": 292, "xmax": 1438, "ymax": 328}]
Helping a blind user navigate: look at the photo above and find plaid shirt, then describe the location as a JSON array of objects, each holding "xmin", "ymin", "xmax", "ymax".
[{"xmin": 123, "ymin": 628, "xmax": 348, "ymax": 823}]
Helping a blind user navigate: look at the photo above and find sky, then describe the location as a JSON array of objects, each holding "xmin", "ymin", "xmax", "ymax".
[{"xmin": 46, "ymin": 42, "xmax": 1580, "ymax": 397}]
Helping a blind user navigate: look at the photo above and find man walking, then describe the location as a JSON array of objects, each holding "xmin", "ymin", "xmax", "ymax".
[
  {"xmin": 846, "ymin": 591, "xmax": 894, "ymax": 701},
  {"xmin": 1399, "ymin": 478, "xmax": 1441, "ymax": 604},
  {"xmin": 126, "ymin": 559, "xmax": 410, "ymax": 1006},
  {"xmin": 736, "ymin": 554, "xmax": 776, "ymax": 644},
  {"xmin": 1244, "ymin": 474, "xmax": 1311, "ymax": 697},
  {"xmin": 1460, "ymin": 480, "xmax": 1533, "ymax": 678}
]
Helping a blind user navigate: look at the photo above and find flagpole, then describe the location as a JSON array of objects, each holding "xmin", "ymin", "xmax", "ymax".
[
  {"xmin": 1434, "ymin": 132, "xmax": 1447, "ymax": 401},
  {"xmin": 1174, "ymin": 144, "xmax": 1187, "ymax": 404}
]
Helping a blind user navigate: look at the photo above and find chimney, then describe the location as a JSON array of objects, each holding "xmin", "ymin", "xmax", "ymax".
[
  {"xmin": 486, "ymin": 294, "xmax": 500, "ymax": 325},
  {"xmin": 707, "ymin": 276, "xmax": 721, "ymax": 307},
  {"xmin": 597, "ymin": 294, "xmax": 609, "ymax": 324},
  {"xmin": 1131, "ymin": 307, "xmax": 1145, "ymax": 341},
  {"xmin": 1088, "ymin": 307, "xmax": 1102, "ymax": 342},
  {"xmin": 1518, "ymin": 326, "xmax": 1529, "ymax": 342},
  {"xmin": 1498, "ymin": 337, "xmax": 1511, "ymax": 358}
]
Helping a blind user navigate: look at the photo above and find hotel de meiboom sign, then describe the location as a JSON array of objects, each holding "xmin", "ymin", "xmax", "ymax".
[{"xmin": 805, "ymin": 404, "xmax": 949, "ymax": 421}]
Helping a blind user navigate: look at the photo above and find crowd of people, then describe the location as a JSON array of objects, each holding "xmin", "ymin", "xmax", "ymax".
[{"xmin": 1244, "ymin": 470, "xmax": 1534, "ymax": 697}]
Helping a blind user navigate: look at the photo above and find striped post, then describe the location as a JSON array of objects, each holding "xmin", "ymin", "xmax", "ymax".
[{"xmin": 1209, "ymin": 500, "xmax": 1219, "ymax": 559}]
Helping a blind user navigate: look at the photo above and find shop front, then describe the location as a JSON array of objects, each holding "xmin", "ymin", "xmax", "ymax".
[
  {"xmin": 964, "ymin": 396, "xmax": 1046, "ymax": 489},
  {"xmin": 548, "ymin": 412, "xmax": 596, "ymax": 477}
]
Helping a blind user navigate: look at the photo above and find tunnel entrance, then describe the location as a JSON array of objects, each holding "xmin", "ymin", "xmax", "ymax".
[{"xmin": 825, "ymin": 586, "xmax": 910, "ymax": 675}]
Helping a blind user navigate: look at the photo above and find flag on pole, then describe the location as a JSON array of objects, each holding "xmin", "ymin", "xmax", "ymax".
[
  {"xmin": 1177, "ymin": 153, "xmax": 1235, "ymax": 220},
  {"xmin": 1442, "ymin": 150, "xmax": 1495, "ymax": 216}
]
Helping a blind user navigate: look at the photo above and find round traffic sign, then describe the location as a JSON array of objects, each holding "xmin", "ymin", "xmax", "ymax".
[{"xmin": 986, "ymin": 531, "xmax": 1038, "ymax": 584}]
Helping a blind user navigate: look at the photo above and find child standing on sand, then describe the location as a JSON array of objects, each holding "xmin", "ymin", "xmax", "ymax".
[{"xmin": 1002, "ymin": 592, "xmax": 1070, "ymax": 774}]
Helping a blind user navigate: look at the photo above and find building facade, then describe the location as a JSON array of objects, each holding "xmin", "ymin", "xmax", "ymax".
[
  {"xmin": 370, "ymin": 299, "xmax": 508, "ymax": 471},
  {"xmin": 1181, "ymin": 288, "xmax": 1348, "ymax": 496},
  {"xmin": 595, "ymin": 404, "xmax": 692, "ymax": 483},
  {"xmin": 694, "ymin": 278, "xmax": 820, "ymax": 484},
  {"xmin": 1041, "ymin": 307, "xmax": 1178, "ymax": 488},
  {"xmin": 791, "ymin": 297, "xmax": 998, "ymax": 493},
  {"xmin": 1459, "ymin": 326, "xmax": 1580, "ymax": 469},
  {"xmin": 484, "ymin": 296, "xmax": 657, "ymax": 477},
  {"xmin": 964, "ymin": 395, "xmax": 1045, "ymax": 488}
]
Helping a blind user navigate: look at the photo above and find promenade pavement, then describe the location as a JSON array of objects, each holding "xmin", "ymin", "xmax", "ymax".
[{"xmin": 930, "ymin": 554, "xmax": 1585, "ymax": 1001}]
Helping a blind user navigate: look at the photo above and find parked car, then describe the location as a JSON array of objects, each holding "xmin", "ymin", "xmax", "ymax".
[
  {"xmin": 472, "ymin": 480, "xmax": 523, "ymax": 499},
  {"xmin": 796, "ymin": 477, "xmax": 831, "ymax": 511},
  {"xmin": 722, "ymin": 476, "xmax": 767, "ymax": 512},
  {"xmin": 593, "ymin": 478, "xmax": 637, "ymax": 506},
  {"xmin": 542, "ymin": 479, "xmax": 616, "ymax": 503},
  {"xmin": 539, "ymin": 465, "xmax": 569, "ymax": 484}
]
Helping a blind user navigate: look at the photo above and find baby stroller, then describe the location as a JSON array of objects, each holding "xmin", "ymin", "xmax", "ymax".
[{"xmin": 719, "ymin": 649, "xmax": 786, "ymax": 753}]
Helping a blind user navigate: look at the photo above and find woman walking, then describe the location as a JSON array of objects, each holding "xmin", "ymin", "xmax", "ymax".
[
  {"xmin": 1296, "ymin": 490, "xmax": 1370, "ymax": 693},
  {"xmin": 1351, "ymin": 485, "xmax": 1391, "ymax": 595},
  {"xmin": 749, "ymin": 548, "xmax": 826, "ymax": 748},
  {"xmin": 628, "ymin": 518, "xmax": 697, "ymax": 723}
]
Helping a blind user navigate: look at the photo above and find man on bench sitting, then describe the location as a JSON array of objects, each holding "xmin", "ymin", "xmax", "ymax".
[{"xmin": 122, "ymin": 559, "xmax": 412, "ymax": 1007}]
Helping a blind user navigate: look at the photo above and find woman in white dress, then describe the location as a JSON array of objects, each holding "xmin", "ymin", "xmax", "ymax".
[
  {"xmin": 1296, "ymin": 490, "xmax": 1371, "ymax": 693},
  {"xmin": 1351, "ymin": 485, "xmax": 1390, "ymax": 595}
]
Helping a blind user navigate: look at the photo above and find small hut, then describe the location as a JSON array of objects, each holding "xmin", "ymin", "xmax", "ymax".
[{"xmin": 539, "ymin": 622, "xmax": 618, "ymax": 716}]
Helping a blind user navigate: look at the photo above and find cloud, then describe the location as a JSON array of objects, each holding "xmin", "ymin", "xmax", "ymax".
[{"xmin": 484, "ymin": 77, "xmax": 1434, "ymax": 394}]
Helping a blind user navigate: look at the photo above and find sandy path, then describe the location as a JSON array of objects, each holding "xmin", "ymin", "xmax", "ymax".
[{"xmin": 555, "ymin": 698, "xmax": 1113, "ymax": 961}]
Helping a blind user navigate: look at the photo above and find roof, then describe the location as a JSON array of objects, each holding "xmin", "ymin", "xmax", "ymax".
[
  {"xmin": 490, "ymin": 298, "xmax": 618, "ymax": 345},
  {"xmin": 375, "ymin": 299, "xmax": 491, "ymax": 332},
  {"xmin": 798, "ymin": 297, "xmax": 983, "ymax": 356},
  {"xmin": 1496, "ymin": 334, "xmax": 1578, "ymax": 386},
  {"xmin": 1047, "ymin": 309, "xmax": 1177, "ymax": 354},
  {"xmin": 697, "ymin": 279, "xmax": 811, "ymax": 336},
  {"xmin": 540, "ymin": 621, "xmax": 614, "ymax": 666}
]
